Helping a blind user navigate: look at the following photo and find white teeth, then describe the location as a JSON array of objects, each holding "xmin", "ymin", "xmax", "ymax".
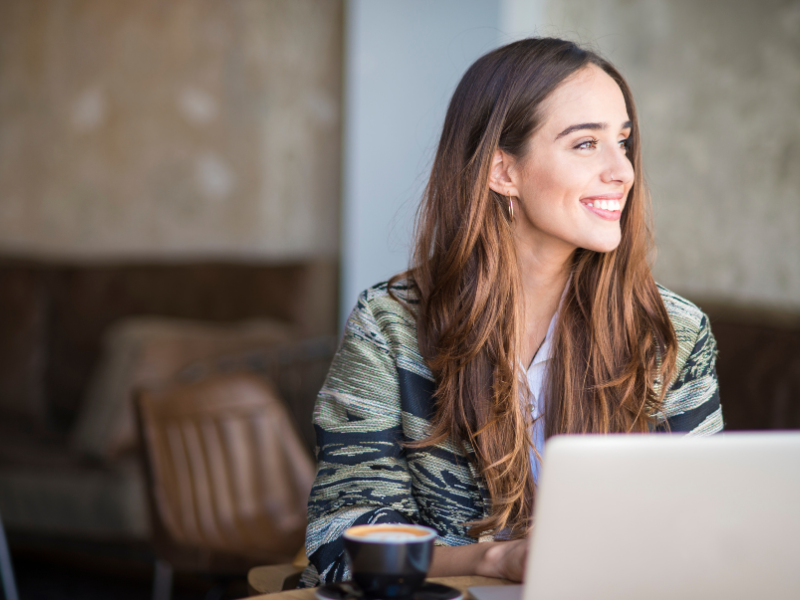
[{"xmin": 585, "ymin": 199, "xmax": 622, "ymax": 211}]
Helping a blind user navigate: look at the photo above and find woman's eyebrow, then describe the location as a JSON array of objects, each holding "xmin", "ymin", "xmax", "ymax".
[{"xmin": 555, "ymin": 120, "xmax": 633, "ymax": 140}]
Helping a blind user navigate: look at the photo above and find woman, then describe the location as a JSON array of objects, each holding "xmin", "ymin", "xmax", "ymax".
[{"xmin": 300, "ymin": 38, "xmax": 722, "ymax": 587}]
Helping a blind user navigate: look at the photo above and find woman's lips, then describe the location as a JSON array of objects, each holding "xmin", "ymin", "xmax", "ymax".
[{"xmin": 580, "ymin": 197, "xmax": 623, "ymax": 221}]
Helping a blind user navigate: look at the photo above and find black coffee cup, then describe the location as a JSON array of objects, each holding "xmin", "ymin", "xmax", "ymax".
[{"xmin": 343, "ymin": 523, "xmax": 437, "ymax": 598}]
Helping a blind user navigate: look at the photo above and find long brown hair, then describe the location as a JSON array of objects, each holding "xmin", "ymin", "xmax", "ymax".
[{"xmin": 390, "ymin": 38, "xmax": 677, "ymax": 538}]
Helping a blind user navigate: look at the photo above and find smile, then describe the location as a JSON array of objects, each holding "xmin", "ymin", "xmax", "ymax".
[{"xmin": 580, "ymin": 197, "xmax": 623, "ymax": 221}]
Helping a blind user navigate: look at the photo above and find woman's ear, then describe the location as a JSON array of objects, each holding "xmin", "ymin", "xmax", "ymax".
[{"xmin": 487, "ymin": 149, "xmax": 519, "ymax": 197}]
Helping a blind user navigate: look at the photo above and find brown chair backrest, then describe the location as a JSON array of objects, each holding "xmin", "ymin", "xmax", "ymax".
[{"xmin": 136, "ymin": 372, "xmax": 314, "ymax": 564}]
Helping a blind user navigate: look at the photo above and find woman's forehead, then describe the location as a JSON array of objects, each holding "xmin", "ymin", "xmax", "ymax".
[{"xmin": 536, "ymin": 65, "xmax": 630, "ymax": 135}]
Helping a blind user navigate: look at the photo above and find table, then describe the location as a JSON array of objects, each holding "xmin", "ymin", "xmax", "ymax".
[{"xmin": 247, "ymin": 573, "xmax": 516, "ymax": 600}]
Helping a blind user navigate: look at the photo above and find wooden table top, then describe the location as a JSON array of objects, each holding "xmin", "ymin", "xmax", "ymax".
[{"xmin": 248, "ymin": 573, "xmax": 517, "ymax": 600}]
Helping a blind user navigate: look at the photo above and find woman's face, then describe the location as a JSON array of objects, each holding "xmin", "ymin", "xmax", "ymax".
[{"xmin": 493, "ymin": 64, "xmax": 635, "ymax": 258}]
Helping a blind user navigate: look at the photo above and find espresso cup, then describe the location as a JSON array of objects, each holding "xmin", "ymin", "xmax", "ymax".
[{"xmin": 343, "ymin": 523, "xmax": 438, "ymax": 598}]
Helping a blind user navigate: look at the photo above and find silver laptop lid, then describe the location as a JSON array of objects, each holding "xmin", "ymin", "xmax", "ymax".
[{"xmin": 523, "ymin": 432, "xmax": 800, "ymax": 600}]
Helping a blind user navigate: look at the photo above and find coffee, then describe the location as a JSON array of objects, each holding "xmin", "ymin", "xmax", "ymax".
[
  {"xmin": 345, "ymin": 525, "xmax": 436, "ymax": 543},
  {"xmin": 343, "ymin": 524, "xmax": 437, "ymax": 598}
]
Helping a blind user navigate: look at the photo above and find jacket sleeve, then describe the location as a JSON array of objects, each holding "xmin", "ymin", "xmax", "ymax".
[
  {"xmin": 302, "ymin": 291, "xmax": 421, "ymax": 585},
  {"xmin": 661, "ymin": 313, "xmax": 724, "ymax": 434}
]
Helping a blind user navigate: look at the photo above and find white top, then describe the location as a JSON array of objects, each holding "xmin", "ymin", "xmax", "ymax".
[{"xmin": 524, "ymin": 308, "xmax": 559, "ymax": 483}]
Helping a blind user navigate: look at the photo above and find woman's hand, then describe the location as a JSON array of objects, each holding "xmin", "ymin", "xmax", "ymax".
[
  {"xmin": 429, "ymin": 540, "xmax": 528, "ymax": 582},
  {"xmin": 476, "ymin": 539, "xmax": 528, "ymax": 582}
]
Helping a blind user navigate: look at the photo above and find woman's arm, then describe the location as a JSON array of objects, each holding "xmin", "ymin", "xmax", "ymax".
[
  {"xmin": 430, "ymin": 540, "xmax": 528, "ymax": 582},
  {"xmin": 304, "ymin": 291, "xmax": 421, "ymax": 585}
]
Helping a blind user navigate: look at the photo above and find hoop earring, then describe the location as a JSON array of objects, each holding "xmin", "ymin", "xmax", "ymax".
[{"xmin": 507, "ymin": 196, "xmax": 515, "ymax": 222}]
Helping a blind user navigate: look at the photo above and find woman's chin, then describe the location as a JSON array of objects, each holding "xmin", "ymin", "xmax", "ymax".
[{"xmin": 581, "ymin": 233, "xmax": 622, "ymax": 254}]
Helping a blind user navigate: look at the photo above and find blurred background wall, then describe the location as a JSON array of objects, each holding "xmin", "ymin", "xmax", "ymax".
[{"xmin": 0, "ymin": 0, "xmax": 341, "ymax": 261}]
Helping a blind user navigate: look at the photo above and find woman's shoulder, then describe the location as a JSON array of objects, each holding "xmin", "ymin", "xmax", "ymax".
[
  {"xmin": 343, "ymin": 278, "xmax": 434, "ymax": 389},
  {"xmin": 350, "ymin": 278, "xmax": 420, "ymax": 328},
  {"xmin": 346, "ymin": 277, "xmax": 423, "ymax": 355},
  {"xmin": 656, "ymin": 283, "xmax": 718, "ymax": 384},
  {"xmin": 656, "ymin": 283, "xmax": 711, "ymax": 341},
  {"xmin": 357, "ymin": 277, "xmax": 420, "ymax": 306}
]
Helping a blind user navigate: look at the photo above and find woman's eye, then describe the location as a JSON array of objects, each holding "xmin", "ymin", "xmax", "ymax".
[
  {"xmin": 575, "ymin": 139, "xmax": 597, "ymax": 150},
  {"xmin": 619, "ymin": 138, "xmax": 630, "ymax": 152}
]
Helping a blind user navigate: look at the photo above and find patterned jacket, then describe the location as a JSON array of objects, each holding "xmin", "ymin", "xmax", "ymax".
[{"xmin": 299, "ymin": 280, "xmax": 723, "ymax": 587}]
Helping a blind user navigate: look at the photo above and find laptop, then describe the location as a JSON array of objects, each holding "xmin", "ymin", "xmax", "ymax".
[{"xmin": 469, "ymin": 432, "xmax": 800, "ymax": 600}]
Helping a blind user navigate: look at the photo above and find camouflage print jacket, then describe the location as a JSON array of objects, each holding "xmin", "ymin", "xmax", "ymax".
[{"xmin": 299, "ymin": 280, "xmax": 723, "ymax": 587}]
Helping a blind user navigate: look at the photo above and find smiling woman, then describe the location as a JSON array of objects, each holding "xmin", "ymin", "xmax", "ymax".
[{"xmin": 300, "ymin": 38, "xmax": 723, "ymax": 587}]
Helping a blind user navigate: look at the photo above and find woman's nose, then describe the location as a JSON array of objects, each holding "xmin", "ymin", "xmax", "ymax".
[{"xmin": 600, "ymin": 145, "xmax": 634, "ymax": 185}]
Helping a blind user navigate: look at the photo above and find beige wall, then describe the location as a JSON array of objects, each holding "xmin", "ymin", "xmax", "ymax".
[
  {"xmin": 0, "ymin": 0, "xmax": 342, "ymax": 261},
  {"xmin": 544, "ymin": 0, "xmax": 800, "ymax": 311}
]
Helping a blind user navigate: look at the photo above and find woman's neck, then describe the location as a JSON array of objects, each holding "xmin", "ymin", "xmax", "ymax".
[{"xmin": 515, "ymin": 232, "xmax": 573, "ymax": 368}]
